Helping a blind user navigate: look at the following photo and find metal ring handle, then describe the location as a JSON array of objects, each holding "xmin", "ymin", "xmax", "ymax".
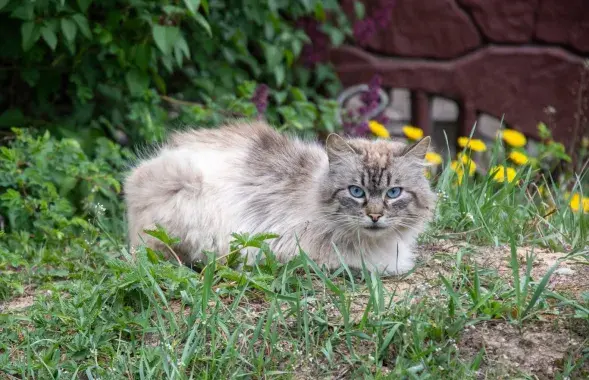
[{"xmin": 336, "ymin": 84, "xmax": 389, "ymax": 125}]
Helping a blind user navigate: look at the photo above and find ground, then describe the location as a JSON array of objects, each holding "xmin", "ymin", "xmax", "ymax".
[{"xmin": 1, "ymin": 237, "xmax": 587, "ymax": 379}]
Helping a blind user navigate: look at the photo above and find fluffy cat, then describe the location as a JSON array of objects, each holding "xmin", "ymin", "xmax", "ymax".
[{"xmin": 124, "ymin": 120, "xmax": 436, "ymax": 276}]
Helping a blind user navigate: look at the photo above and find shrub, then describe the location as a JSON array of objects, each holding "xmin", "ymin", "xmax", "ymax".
[
  {"xmin": 0, "ymin": 0, "xmax": 351, "ymax": 147},
  {"xmin": 0, "ymin": 128, "xmax": 132, "ymax": 299}
]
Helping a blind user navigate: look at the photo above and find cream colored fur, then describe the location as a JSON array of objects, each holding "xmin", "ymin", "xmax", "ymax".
[{"xmin": 124, "ymin": 120, "xmax": 436, "ymax": 276}]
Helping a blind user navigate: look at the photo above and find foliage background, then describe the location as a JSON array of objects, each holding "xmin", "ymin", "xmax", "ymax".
[{"xmin": 0, "ymin": 0, "xmax": 351, "ymax": 148}]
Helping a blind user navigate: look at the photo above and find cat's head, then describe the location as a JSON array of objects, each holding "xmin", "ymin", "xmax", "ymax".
[{"xmin": 321, "ymin": 134, "xmax": 437, "ymax": 237}]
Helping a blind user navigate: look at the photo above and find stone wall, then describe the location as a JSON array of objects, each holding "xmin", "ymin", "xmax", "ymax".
[{"xmin": 330, "ymin": 0, "xmax": 589, "ymax": 149}]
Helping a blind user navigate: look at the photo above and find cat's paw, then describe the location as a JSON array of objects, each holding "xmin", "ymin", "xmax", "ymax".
[{"xmin": 379, "ymin": 261, "xmax": 415, "ymax": 276}]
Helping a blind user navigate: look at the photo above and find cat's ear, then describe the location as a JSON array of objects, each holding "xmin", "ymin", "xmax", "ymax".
[
  {"xmin": 325, "ymin": 133, "xmax": 356, "ymax": 162},
  {"xmin": 402, "ymin": 136, "xmax": 431, "ymax": 160}
]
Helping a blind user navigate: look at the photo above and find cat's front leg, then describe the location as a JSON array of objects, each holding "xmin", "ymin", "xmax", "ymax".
[{"xmin": 365, "ymin": 242, "xmax": 416, "ymax": 277}]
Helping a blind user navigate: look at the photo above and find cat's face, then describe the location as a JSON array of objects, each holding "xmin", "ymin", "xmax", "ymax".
[{"xmin": 322, "ymin": 135, "xmax": 436, "ymax": 236}]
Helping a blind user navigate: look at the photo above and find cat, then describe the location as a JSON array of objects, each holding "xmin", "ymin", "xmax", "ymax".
[{"xmin": 124, "ymin": 120, "xmax": 437, "ymax": 276}]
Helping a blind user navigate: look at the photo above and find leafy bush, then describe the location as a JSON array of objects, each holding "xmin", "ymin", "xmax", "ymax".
[
  {"xmin": 0, "ymin": 128, "xmax": 132, "ymax": 299},
  {"xmin": 0, "ymin": 0, "xmax": 351, "ymax": 146}
]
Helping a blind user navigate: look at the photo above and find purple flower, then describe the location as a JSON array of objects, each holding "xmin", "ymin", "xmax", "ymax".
[
  {"xmin": 251, "ymin": 84, "xmax": 269, "ymax": 118},
  {"xmin": 297, "ymin": 17, "xmax": 330, "ymax": 67},
  {"xmin": 359, "ymin": 74, "xmax": 383, "ymax": 116},
  {"xmin": 340, "ymin": 74, "xmax": 388, "ymax": 138},
  {"xmin": 353, "ymin": 0, "xmax": 396, "ymax": 45},
  {"xmin": 353, "ymin": 19, "xmax": 377, "ymax": 46}
]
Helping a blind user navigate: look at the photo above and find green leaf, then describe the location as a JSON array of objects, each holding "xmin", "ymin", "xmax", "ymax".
[
  {"xmin": 0, "ymin": 0, "xmax": 9, "ymax": 11},
  {"xmin": 21, "ymin": 21, "xmax": 40, "ymax": 51},
  {"xmin": 354, "ymin": 1, "xmax": 366, "ymax": 19},
  {"xmin": 191, "ymin": 11, "xmax": 211, "ymax": 36},
  {"xmin": 125, "ymin": 70, "xmax": 149, "ymax": 97},
  {"xmin": 41, "ymin": 25, "xmax": 58, "ymax": 50},
  {"xmin": 274, "ymin": 65, "xmax": 285, "ymax": 87},
  {"xmin": 290, "ymin": 87, "xmax": 307, "ymax": 102},
  {"xmin": 176, "ymin": 35, "xmax": 190, "ymax": 58},
  {"xmin": 134, "ymin": 44, "xmax": 152, "ymax": 71},
  {"xmin": 72, "ymin": 14, "xmax": 92, "ymax": 39},
  {"xmin": 314, "ymin": 3, "xmax": 326, "ymax": 21},
  {"xmin": 76, "ymin": 0, "xmax": 92, "ymax": 12},
  {"xmin": 143, "ymin": 224, "xmax": 180, "ymax": 246},
  {"xmin": 321, "ymin": 24, "xmax": 345, "ymax": 46},
  {"xmin": 152, "ymin": 25, "xmax": 180, "ymax": 55},
  {"xmin": 262, "ymin": 43, "xmax": 281, "ymax": 68},
  {"xmin": 0, "ymin": 109, "xmax": 25, "ymax": 127},
  {"xmin": 11, "ymin": 4, "xmax": 34, "ymax": 20},
  {"xmin": 21, "ymin": 68, "xmax": 40, "ymax": 86},
  {"xmin": 182, "ymin": 0, "xmax": 200, "ymax": 14},
  {"xmin": 61, "ymin": 18, "xmax": 77, "ymax": 42},
  {"xmin": 152, "ymin": 72, "xmax": 167, "ymax": 94}
]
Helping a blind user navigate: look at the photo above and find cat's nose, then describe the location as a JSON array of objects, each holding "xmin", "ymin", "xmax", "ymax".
[{"xmin": 368, "ymin": 213, "xmax": 382, "ymax": 222}]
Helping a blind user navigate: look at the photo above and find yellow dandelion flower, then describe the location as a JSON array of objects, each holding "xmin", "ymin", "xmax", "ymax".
[
  {"xmin": 457, "ymin": 136, "xmax": 487, "ymax": 152},
  {"xmin": 569, "ymin": 193, "xmax": 589, "ymax": 213},
  {"xmin": 425, "ymin": 152, "xmax": 442, "ymax": 165},
  {"xmin": 500, "ymin": 129, "xmax": 527, "ymax": 147},
  {"xmin": 490, "ymin": 165, "xmax": 517, "ymax": 183},
  {"xmin": 450, "ymin": 158, "xmax": 476, "ymax": 177},
  {"xmin": 457, "ymin": 152, "xmax": 469, "ymax": 164},
  {"xmin": 402, "ymin": 125, "xmax": 424, "ymax": 140},
  {"xmin": 368, "ymin": 120, "xmax": 390, "ymax": 139},
  {"xmin": 449, "ymin": 161, "xmax": 465, "ymax": 184},
  {"xmin": 455, "ymin": 153, "xmax": 477, "ymax": 175},
  {"xmin": 508, "ymin": 151, "xmax": 529, "ymax": 166}
]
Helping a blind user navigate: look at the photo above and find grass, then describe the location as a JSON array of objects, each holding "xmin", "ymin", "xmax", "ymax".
[{"xmin": 1, "ymin": 137, "xmax": 588, "ymax": 379}]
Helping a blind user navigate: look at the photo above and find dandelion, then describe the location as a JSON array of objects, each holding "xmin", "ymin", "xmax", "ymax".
[
  {"xmin": 451, "ymin": 155, "xmax": 477, "ymax": 176},
  {"xmin": 450, "ymin": 159, "xmax": 476, "ymax": 185},
  {"xmin": 457, "ymin": 137, "xmax": 487, "ymax": 152},
  {"xmin": 490, "ymin": 165, "xmax": 517, "ymax": 183},
  {"xmin": 402, "ymin": 125, "xmax": 424, "ymax": 140},
  {"xmin": 569, "ymin": 193, "xmax": 589, "ymax": 213},
  {"xmin": 508, "ymin": 151, "xmax": 529, "ymax": 165},
  {"xmin": 368, "ymin": 120, "xmax": 390, "ymax": 138},
  {"xmin": 425, "ymin": 151, "xmax": 442, "ymax": 165},
  {"xmin": 500, "ymin": 128, "xmax": 527, "ymax": 147}
]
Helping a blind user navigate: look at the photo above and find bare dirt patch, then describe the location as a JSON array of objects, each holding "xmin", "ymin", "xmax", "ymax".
[
  {"xmin": 416, "ymin": 240, "xmax": 589, "ymax": 300},
  {"xmin": 0, "ymin": 295, "xmax": 35, "ymax": 313},
  {"xmin": 459, "ymin": 321, "xmax": 586, "ymax": 379},
  {"xmin": 343, "ymin": 240, "xmax": 589, "ymax": 378}
]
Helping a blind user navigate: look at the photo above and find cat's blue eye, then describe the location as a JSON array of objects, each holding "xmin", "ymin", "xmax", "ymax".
[
  {"xmin": 386, "ymin": 187, "xmax": 403, "ymax": 199},
  {"xmin": 348, "ymin": 185, "xmax": 365, "ymax": 198}
]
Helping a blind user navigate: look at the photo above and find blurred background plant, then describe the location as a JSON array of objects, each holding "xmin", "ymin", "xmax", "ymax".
[{"xmin": 0, "ymin": 0, "xmax": 354, "ymax": 148}]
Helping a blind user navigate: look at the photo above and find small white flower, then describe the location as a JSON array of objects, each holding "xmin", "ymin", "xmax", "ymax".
[{"xmin": 93, "ymin": 203, "xmax": 106, "ymax": 216}]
